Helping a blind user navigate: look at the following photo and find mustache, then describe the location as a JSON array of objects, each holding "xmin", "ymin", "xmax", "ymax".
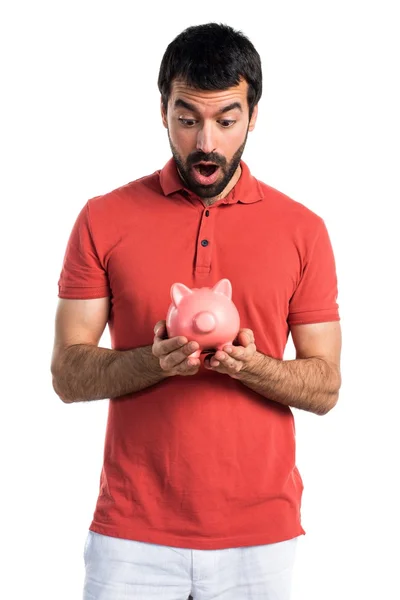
[{"xmin": 187, "ymin": 151, "xmax": 226, "ymax": 167}]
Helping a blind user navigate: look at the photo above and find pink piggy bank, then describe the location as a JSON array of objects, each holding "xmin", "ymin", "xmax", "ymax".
[{"xmin": 166, "ymin": 278, "xmax": 240, "ymax": 359}]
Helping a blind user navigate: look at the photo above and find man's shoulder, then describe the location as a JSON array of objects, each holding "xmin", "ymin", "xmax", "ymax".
[
  {"xmin": 87, "ymin": 169, "xmax": 162, "ymax": 211},
  {"xmin": 255, "ymin": 176, "xmax": 323, "ymax": 225}
]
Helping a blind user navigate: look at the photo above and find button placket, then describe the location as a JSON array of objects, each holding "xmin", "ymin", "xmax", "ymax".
[{"xmin": 195, "ymin": 207, "xmax": 214, "ymax": 275}]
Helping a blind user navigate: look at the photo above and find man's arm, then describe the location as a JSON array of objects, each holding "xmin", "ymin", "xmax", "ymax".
[
  {"xmin": 51, "ymin": 299, "xmax": 201, "ymax": 403},
  {"xmin": 205, "ymin": 322, "xmax": 342, "ymax": 416}
]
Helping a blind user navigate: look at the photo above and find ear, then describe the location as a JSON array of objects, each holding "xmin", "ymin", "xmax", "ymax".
[
  {"xmin": 212, "ymin": 278, "xmax": 232, "ymax": 299},
  {"xmin": 248, "ymin": 104, "xmax": 258, "ymax": 132},
  {"xmin": 161, "ymin": 97, "xmax": 168, "ymax": 129},
  {"xmin": 171, "ymin": 282, "xmax": 192, "ymax": 307}
]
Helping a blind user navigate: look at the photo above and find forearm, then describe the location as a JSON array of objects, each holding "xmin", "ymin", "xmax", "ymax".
[
  {"xmin": 52, "ymin": 344, "xmax": 168, "ymax": 403},
  {"xmin": 235, "ymin": 351, "xmax": 341, "ymax": 415}
]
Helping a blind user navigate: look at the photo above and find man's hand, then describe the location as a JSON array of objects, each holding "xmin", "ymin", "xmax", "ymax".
[
  {"xmin": 204, "ymin": 328, "xmax": 258, "ymax": 377},
  {"xmin": 152, "ymin": 320, "xmax": 201, "ymax": 376}
]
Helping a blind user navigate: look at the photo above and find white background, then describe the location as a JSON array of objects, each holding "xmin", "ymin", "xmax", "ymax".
[{"xmin": 1, "ymin": 1, "xmax": 399, "ymax": 598}]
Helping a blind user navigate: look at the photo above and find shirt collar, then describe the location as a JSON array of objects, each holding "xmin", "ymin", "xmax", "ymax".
[{"xmin": 159, "ymin": 157, "xmax": 263, "ymax": 205}]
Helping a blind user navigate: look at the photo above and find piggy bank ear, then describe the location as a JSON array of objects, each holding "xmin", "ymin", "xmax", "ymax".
[
  {"xmin": 171, "ymin": 283, "xmax": 193, "ymax": 307},
  {"xmin": 212, "ymin": 278, "xmax": 232, "ymax": 299}
]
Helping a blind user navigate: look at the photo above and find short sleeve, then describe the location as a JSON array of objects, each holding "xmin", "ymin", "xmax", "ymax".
[
  {"xmin": 58, "ymin": 202, "xmax": 110, "ymax": 299},
  {"xmin": 288, "ymin": 219, "xmax": 340, "ymax": 325}
]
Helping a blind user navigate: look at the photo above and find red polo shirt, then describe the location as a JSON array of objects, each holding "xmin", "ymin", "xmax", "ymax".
[{"xmin": 58, "ymin": 159, "xmax": 339, "ymax": 550}]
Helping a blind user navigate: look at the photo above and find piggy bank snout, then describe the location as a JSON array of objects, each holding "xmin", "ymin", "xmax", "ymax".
[{"xmin": 193, "ymin": 311, "xmax": 216, "ymax": 333}]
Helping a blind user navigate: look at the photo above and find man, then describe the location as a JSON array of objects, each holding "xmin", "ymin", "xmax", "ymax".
[{"xmin": 51, "ymin": 22, "xmax": 341, "ymax": 600}]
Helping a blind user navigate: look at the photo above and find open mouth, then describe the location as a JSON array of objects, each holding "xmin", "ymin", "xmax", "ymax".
[
  {"xmin": 194, "ymin": 163, "xmax": 219, "ymax": 176},
  {"xmin": 191, "ymin": 162, "xmax": 221, "ymax": 185}
]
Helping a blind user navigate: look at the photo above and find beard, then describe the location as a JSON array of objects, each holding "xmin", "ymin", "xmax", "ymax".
[{"xmin": 167, "ymin": 130, "xmax": 249, "ymax": 199}]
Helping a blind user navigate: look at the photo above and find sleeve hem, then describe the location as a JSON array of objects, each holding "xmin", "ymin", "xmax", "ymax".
[
  {"xmin": 58, "ymin": 285, "xmax": 110, "ymax": 299},
  {"xmin": 288, "ymin": 314, "xmax": 340, "ymax": 326}
]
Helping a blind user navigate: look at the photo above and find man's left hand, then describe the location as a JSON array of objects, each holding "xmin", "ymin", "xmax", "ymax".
[{"xmin": 204, "ymin": 328, "xmax": 258, "ymax": 377}]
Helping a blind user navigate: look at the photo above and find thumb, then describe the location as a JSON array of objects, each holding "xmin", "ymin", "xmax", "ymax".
[
  {"xmin": 239, "ymin": 329, "xmax": 253, "ymax": 346},
  {"xmin": 154, "ymin": 320, "xmax": 167, "ymax": 336}
]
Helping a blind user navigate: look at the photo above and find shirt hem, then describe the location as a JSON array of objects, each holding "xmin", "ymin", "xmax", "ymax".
[{"xmin": 88, "ymin": 521, "xmax": 306, "ymax": 550}]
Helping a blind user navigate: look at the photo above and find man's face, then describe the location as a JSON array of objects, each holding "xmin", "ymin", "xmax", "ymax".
[{"xmin": 161, "ymin": 78, "xmax": 258, "ymax": 199}]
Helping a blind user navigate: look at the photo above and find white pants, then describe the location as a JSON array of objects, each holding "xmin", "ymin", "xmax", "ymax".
[{"xmin": 83, "ymin": 530, "xmax": 298, "ymax": 600}]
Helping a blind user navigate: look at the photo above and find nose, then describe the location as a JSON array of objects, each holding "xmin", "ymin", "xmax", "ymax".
[{"xmin": 196, "ymin": 122, "xmax": 217, "ymax": 155}]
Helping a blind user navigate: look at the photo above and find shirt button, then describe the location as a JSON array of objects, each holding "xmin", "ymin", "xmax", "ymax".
[
  {"xmin": 205, "ymin": 210, "xmax": 210, "ymax": 217},
  {"xmin": 201, "ymin": 239, "xmax": 209, "ymax": 247}
]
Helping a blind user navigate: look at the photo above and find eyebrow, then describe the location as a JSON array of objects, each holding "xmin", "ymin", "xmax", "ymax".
[{"xmin": 174, "ymin": 98, "xmax": 243, "ymax": 115}]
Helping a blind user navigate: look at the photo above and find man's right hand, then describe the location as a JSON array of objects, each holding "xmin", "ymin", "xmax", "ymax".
[{"xmin": 152, "ymin": 320, "xmax": 201, "ymax": 376}]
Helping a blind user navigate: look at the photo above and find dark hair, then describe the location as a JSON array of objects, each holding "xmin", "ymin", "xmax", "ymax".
[{"xmin": 158, "ymin": 23, "xmax": 262, "ymax": 118}]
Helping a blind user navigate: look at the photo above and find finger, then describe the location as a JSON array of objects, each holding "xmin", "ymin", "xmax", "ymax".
[
  {"xmin": 238, "ymin": 329, "xmax": 255, "ymax": 346},
  {"xmin": 153, "ymin": 335, "xmax": 188, "ymax": 357},
  {"xmin": 204, "ymin": 353, "xmax": 216, "ymax": 369},
  {"xmin": 228, "ymin": 342, "xmax": 257, "ymax": 362},
  {"xmin": 159, "ymin": 341, "xmax": 200, "ymax": 368},
  {"xmin": 154, "ymin": 321, "xmax": 167, "ymax": 337},
  {"xmin": 175, "ymin": 357, "xmax": 201, "ymax": 374},
  {"xmin": 213, "ymin": 346, "xmax": 255, "ymax": 369},
  {"xmin": 213, "ymin": 349, "xmax": 230, "ymax": 362},
  {"xmin": 206, "ymin": 352, "xmax": 236, "ymax": 371},
  {"xmin": 160, "ymin": 352, "xmax": 200, "ymax": 375},
  {"xmin": 223, "ymin": 345, "xmax": 245, "ymax": 359},
  {"xmin": 208, "ymin": 350, "xmax": 233, "ymax": 369}
]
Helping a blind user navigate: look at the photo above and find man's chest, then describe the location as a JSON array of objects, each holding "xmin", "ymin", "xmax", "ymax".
[{"xmin": 104, "ymin": 207, "xmax": 301, "ymax": 342}]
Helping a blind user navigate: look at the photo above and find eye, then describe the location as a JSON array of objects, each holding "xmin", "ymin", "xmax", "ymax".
[
  {"xmin": 178, "ymin": 117, "xmax": 197, "ymax": 127},
  {"xmin": 218, "ymin": 120, "xmax": 236, "ymax": 128}
]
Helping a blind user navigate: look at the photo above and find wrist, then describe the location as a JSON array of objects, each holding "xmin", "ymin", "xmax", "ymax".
[
  {"xmin": 131, "ymin": 345, "xmax": 170, "ymax": 383},
  {"xmin": 235, "ymin": 350, "xmax": 265, "ymax": 379}
]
